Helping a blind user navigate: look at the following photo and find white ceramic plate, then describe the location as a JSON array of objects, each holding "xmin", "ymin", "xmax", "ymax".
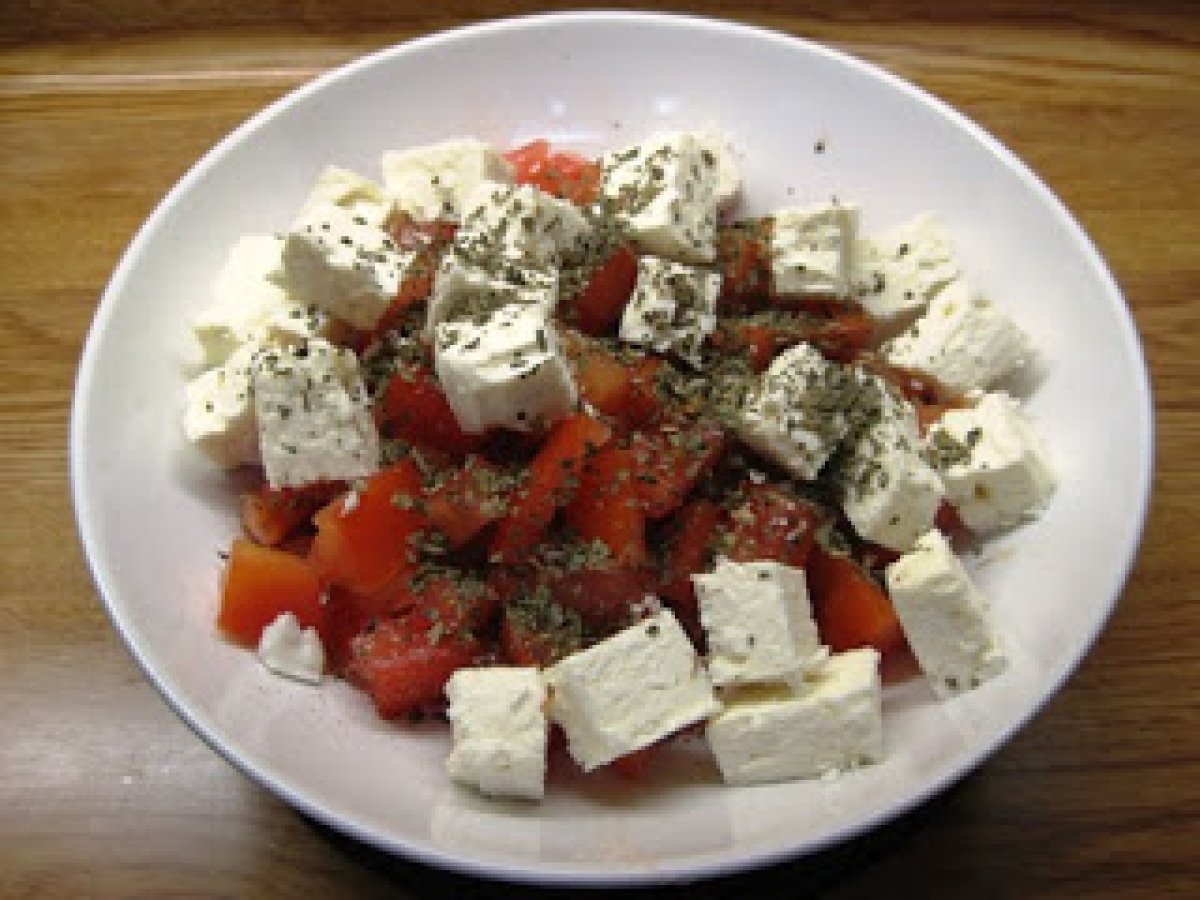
[{"xmin": 71, "ymin": 11, "xmax": 1152, "ymax": 886}]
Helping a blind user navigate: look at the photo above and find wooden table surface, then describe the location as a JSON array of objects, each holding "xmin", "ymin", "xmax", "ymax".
[{"xmin": 2, "ymin": 2, "xmax": 1197, "ymax": 897}]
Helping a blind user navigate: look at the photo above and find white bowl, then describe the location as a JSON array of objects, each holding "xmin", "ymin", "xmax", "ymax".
[{"xmin": 71, "ymin": 11, "xmax": 1152, "ymax": 886}]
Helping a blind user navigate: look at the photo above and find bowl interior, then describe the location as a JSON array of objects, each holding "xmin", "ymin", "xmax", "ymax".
[{"xmin": 72, "ymin": 12, "xmax": 1151, "ymax": 886}]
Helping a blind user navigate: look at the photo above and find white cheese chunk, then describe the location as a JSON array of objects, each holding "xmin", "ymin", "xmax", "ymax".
[
  {"xmin": 601, "ymin": 131, "xmax": 719, "ymax": 264},
  {"xmin": 192, "ymin": 235, "xmax": 332, "ymax": 370},
  {"xmin": 457, "ymin": 181, "xmax": 591, "ymax": 269},
  {"xmin": 434, "ymin": 303, "xmax": 577, "ymax": 434},
  {"xmin": 381, "ymin": 138, "xmax": 512, "ymax": 222},
  {"xmin": 734, "ymin": 342, "xmax": 859, "ymax": 481},
  {"xmin": 426, "ymin": 252, "xmax": 558, "ymax": 332},
  {"xmin": 885, "ymin": 529, "xmax": 1006, "ymax": 697},
  {"xmin": 853, "ymin": 213, "xmax": 960, "ymax": 323},
  {"xmin": 694, "ymin": 124, "xmax": 742, "ymax": 209},
  {"xmin": 273, "ymin": 203, "xmax": 416, "ymax": 331},
  {"xmin": 618, "ymin": 255, "xmax": 720, "ymax": 366},
  {"xmin": 693, "ymin": 558, "xmax": 823, "ymax": 687},
  {"xmin": 926, "ymin": 392, "xmax": 1056, "ymax": 533},
  {"xmin": 257, "ymin": 612, "xmax": 324, "ymax": 684},
  {"xmin": 444, "ymin": 666, "xmax": 548, "ymax": 801},
  {"xmin": 182, "ymin": 341, "xmax": 262, "ymax": 468},
  {"xmin": 545, "ymin": 609, "xmax": 719, "ymax": 772},
  {"xmin": 837, "ymin": 372, "xmax": 944, "ymax": 551},
  {"xmin": 882, "ymin": 280, "xmax": 1032, "ymax": 394},
  {"xmin": 770, "ymin": 202, "xmax": 859, "ymax": 297},
  {"xmin": 300, "ymin": 165, "xmax": 394, "ymax": 230},
  {"xmin": 251, "ymin": 339, "xmax": 379, "ymax": 488},
  {"xmin": 705, "ymin": 648, "xmax": 883, "ymax": 785}
]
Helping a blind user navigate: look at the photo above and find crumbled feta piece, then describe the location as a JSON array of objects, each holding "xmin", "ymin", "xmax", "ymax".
[
  {"xmin": 183, "ymin": 341, "xmax": 262, "ymax": 467},
  {"xmin": 381, "ymin": 138, "xmax": 512, "ymax": 221},
  {"xmin": 252, "ymin": 339, "xmax": 379, "ymax": 488},
  {"xmin": 734, "ymin": 342, "xmax": 860, "ymax": 480},
  {"xmin": 257, "ymin": 612, "xmax": 324, "ymax": 684},
  {"xmin": 705, "ymin": 648, "xmax": 883, "ymax": 785},
  {"xmin": 545, "ymin": 609, "xmax": 719, "ymax": 772},
  {"xmin": 434, "ymin": 303, "xmax": 577, "ymax": 434},
  {"xmin": 853, "ymin": 213, "xmax": 960, "ymax": 323},
  {"xmin": 926, "ymin": 392, "xmax": 1056, "ymax": 533},
  {"xmin": 273, "ymin": 203, "xmax": 417, "ymax": 331},
  {"xmin": 693, "ymin": 558, "xmax": 823, "ymax": 687},
  {"xmin": 769, "ymin": 202, "xmax": 859, "ymax": 297},
  {"xmin": 837, "ymin": 372, "xmax": 944, "ymax": 551},
  {"xmin": 192, "ymin": 235, "xmax": 332, "ymax": 369},
  {"xmin": 300, "ymin": 165, "xmax": 393, "ymax": 230},
  {"xmin": 444, "ymin": 667, "xmax": 548, "ymax": 801},
  {"xmin": 885, "ymin": 529, "xmax": 1006, "ymax": 697},
  {"xmin": 882, "ymin": 280, "xmax": 1032, "ymax": 394},
  {"xmin": 694, "ymin": 124, "xmax": 741, "ymax": 209},
  {"xmin": 601, "ymin": 131, "xmax": 719, "ymax": 264},
  {"xmin": 426, "ymin": 252, "xmax": 558, "ymax": 332},
  {"xmin": 457, "ymin": 181, "xmax": 591, "ymax": 269},
  {"xmin": 618, "ymin": 255, "xmax": 720, "ymax": 366}
]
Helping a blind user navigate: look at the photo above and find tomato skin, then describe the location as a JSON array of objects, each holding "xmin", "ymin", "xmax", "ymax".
[
  {"xmin": 658, "ymin": 499, "xmax": 723, "ymax": 643},
  {"xmin": 310, "ymin": 461, "xmax": 428, "ymax": 595},
  {"xmin": 504, "ymin": 140, "xmax": 602, "ymax": 205},
  {"xmin": 808, "ymin": 544, "xmax": 904, "ymax": 655},
  {"xmin": 629, "ymin": 418, "xmax": 726, "ymax": 520},
  {"xmin": 239, "ymin": 481, "xmax": 343, "ymax": 547},
  {"xmin": 375, "ymin": 364, "xmax": 482, "ymax": 460},
  {"xmin": 489, "ymin": 414, "xmax": 613, "ymax": 564},
  {"xmin": 218, "ymin": 538, "xmax": 324, "ymax": 647},
  {"xmin": 723, "ymin": 483, "xmax": 825, "ymax": 568},
  {"xmin": 572, "ymin": 246, "xmax": 639, "ymax": 336},
  {"xmin": 563, "ymin": 446, "xmax": 647, "ymax": 566}
]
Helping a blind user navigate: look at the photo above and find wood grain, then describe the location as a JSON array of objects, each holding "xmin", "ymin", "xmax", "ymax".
[{"xmin": 2, "ymin": 2, "xmax": 1198, "ymax": 897}]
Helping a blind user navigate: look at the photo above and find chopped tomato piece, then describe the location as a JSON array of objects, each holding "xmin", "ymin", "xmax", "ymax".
[
  {"xmin": 808, "ymin": 545, "xmax": 904, "ymax": 655},
  {"xmin": 321, "ymin": 583, "xmax": 406, "ymax": 675},
  {"xmin": 364, "ymin": 272, "xmax": 434, "ymax": 341},
  {"xmin": 548, "ymin": 568, "xmax": 655, "ymax": 635},
  {"xmin": 375, "ymin": 363, "xmax": 482, "ymax": 459},
  {"xmin": 629, "ymin": 418, "xmax": 726, "ymax": 520},
  {"xmin": 659, "ymin": 499, "xmax": 723, "ymax": 642},
  {"xmin": 387, "ymin": 210, "xmax": 458, "ymax": 252},
  {"xmin": 310, "ymin": 461, "xmax": 428, "ymax": 595},
  {"xmin": 423, "ymin": 456, "xmax": 511, "ymax": 549},
  {"xmin": 505, "ymin": 139, "xmax": 602, "ymax": 205},
  {"xmin": 723, "ymin": 483, "xmax": 824, "ymax": 567},
  {"xmin": 563, "ymin": 446, "xmax": 647, "ymax": 566},
  {"xmin": 607, "ymin": 745, "xmax": 656, "ymax": 780},
  {"xmin": 570, "ymin": 343, "xmax": 635, "ymax": 420},
  {"xmin": 218, "ymin": 538, "xmax": 324, "ymax": 647},
  {"xmin": 935, "ymin": 500, "xmax": 969, "ymax": 543},
  {"xmin": 571, "ymin": 245, "xmax": 639, "ymax": 336},
  {"xmin": 717, "ymin": 219, "xmax": 771, "ymax": 310},
  {"xmin": 623, "ymin": 355, "xmax": 666, "ymax": 427},
  {"xmin": 239, "ymin": 481, "xmax": 343, "ymax": 547},
  {"xmin": 499, "ymin": 589, "xmax": 589, "ymax": 667},
  {"xmin": 489, "ymin": 414, "xmax": 613, "ymax": 564}
]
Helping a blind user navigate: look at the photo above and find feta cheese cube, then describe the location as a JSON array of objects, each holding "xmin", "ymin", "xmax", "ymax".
[
  {"xmin": 457, "ymin": 181, "xmax": 591, "ymax": 269},
  {"xmin": 837, "ymin": 373, "xmax": 944, "ymax": 551},
  {"xmin": 601, "ymin": 131, "xmax": 719, "ymax": 264},
  {"xmin": 434, "ymin": 303, "xmax": 577, "ymax": 434},
  {"xmin": 300, "ymin": 165, "xmax": 393, "ymax": 230},
  {"xmin": 705, "ymin": 648, "xmax": 883, "ymax": 785},
  {"xmin": 426, "ymin": 251, "xmax": 558, "ymax": 332},
  {"xmin": 183, "ymin": 341, "xmax": 262, "ymax": 468},
  {"xmin": 882, "ymin": 280, "xmax": 1032, "ymax": 394},
  {"xmin": 926, "ymin": 392, "xmax": 1056, "ymax": 533},
  {"xmin": 381, "ymin": 138, "xmax": 512, "ymax": 221},
  {"xmin": 694, "ymin": 124, "xmax": 742, "ymax": 209},
  {"xmin": 252, "ymin": 339, "xmax": 379, "ymax": 488},
  {"xmin": 618, "ymin": 255, "xmax": 720, "ymax": 366},
  {"xmin": 853, "ymin": 213, "xmax": 960, "ymax": 323},
  {"xmin": 885, "ymin": 529, "xmax": 1006, "ymax": 697},
  {"xmin": 545, "ymin": 609, "xmax": 719, "ymax": 772},
  {"xmin": 770, "ymin": 202, "xmax": 859, "ymax": 297},
  {"xmin": 444, "ymin": 667, "xmax": 548, "ymax": 801},
  {"xmin": 273, "ymin": 203, "xmax": 417, "ymax": 331},
  {"xmin": 693, "ymin": 558, "xmax": 823, "ymax": 687},
  {"xmin": 192, "ymin": 235, "xmax": 332, "ymax": 369},
  {"xmin": 257, "ymin": 612, "xmax": 324, "ymax": 684},
  {"xmin": 734, "ymin": 343, "xmax": 860, "ymax": 480}
]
